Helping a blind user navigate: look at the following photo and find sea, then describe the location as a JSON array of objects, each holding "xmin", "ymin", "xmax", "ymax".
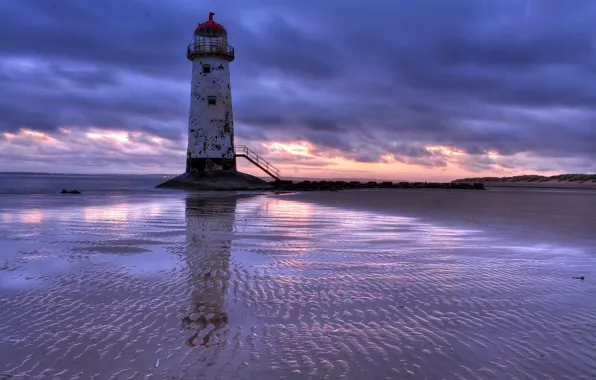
[{"xmin": 1, "ymin": 172, "xmax": 595, "ymax": 379}]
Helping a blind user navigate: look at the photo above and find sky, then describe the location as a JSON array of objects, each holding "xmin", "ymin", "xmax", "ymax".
[{"xmin": 1, "ymin": 0, "xmax": 595, "ymax": 181}]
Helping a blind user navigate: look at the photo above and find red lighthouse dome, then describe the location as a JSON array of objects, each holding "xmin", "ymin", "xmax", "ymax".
[
  {"xmin": 195, "ymin": 12, "xmax": 226, "ymax": 32},
  {"xmin": 187, "ymin": 12, "xmax": 234, "ymax": 62}
]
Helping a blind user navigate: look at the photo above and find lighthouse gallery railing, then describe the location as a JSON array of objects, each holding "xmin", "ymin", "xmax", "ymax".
[
  {"xmin": 187, "ymin": 42, "xmax": 235, "ymax": 61},
  {"xmin": 235, "ymin": 145, "xmax": 281, "ymax": 180}
]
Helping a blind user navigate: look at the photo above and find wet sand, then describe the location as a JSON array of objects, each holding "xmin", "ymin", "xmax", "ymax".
[
  {"xmin": 289, "ymin": 187, "xmax": 596, "ymax": 247},
  {"xmin": 1, "ymin": 189, "xmax": 596, "ymax": 379}
]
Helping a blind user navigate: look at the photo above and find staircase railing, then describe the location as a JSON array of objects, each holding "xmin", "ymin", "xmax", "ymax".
[{"xmin": 235, "ymin": 145, "xmax": 281, "ymax": 180}]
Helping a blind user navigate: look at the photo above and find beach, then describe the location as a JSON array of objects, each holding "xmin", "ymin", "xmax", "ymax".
[
  {"xmin": 1, "ymin": 175, "xmax": 596, "ymax": 379},
  {"xmin": 288, "ymin": 187, "xmax": 596, "ymax": 247}
]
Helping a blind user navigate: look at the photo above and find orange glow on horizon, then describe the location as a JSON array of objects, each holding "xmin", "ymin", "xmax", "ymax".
[
  {"xmin": 1, "ymin": 125, "xmax": 530, "ymax": 181},
  {"xmin": 234, "ymin": 140, "xmax": 474, "ymax": 181}
]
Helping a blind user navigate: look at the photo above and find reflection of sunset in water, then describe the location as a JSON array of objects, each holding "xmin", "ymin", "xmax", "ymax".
[
  {"xmin": 21, "ymin": 210, "xmax": 43, "ymax": 224},
  {"xmin": 83, "ymin": 204, "xmax": 129, "ymax": 224},
  {"xmin": 1, "ymin": 202, "xmax": 168, "ymax": 226},
  {"xmin": 81, "ymin": 201, "xmax": 166, "ymax": 224},
  {"xmin": 261, "ymin": 199, "xmax": 315, "ymax": 243},
  {"xmin": 146, "ymin": 202, "xmax": 166, "ymax": 218},
  {"xmin": 0, "ymin": 211, "xmax": 44, "ymax": 224},
  {"xmin": 263, "ymin": 198, "xmax": 314, "ymax": 220},
  {"xmin": 0, "ymin": 212, "xmax": 14, "ymax": 223}
]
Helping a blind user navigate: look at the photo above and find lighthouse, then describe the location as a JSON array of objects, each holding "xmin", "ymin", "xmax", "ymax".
[
  {"xmin": 158, "ymin": 12, "xmax": 272, "ymax": 190},
  {"xmin": 186, "ymin": 12, "xmax": 236, "ymax": 173}
]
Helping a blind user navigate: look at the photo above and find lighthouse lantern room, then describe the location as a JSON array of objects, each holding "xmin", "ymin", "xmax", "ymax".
[{"xmin": 186, "ymin": 12, "xmax": 236, "ymax": 173}]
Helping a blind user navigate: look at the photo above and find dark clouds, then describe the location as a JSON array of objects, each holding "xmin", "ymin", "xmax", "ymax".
[{"xmin": 1, "ymin": 0, "xmax": 596, "ymax": 174}]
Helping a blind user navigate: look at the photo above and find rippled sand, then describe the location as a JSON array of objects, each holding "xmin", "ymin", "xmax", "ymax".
[{"xmin": 1, "ymin": 189, "xmax": 595, "ymax": 379}]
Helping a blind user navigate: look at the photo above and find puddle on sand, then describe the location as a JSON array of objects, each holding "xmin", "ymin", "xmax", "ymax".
[{"xmin": 0, "ymin": 193, "xmax": 595, "ymax": 379}]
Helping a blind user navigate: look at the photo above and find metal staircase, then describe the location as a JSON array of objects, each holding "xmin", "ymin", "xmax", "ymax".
[{"xmin": 234, "ymin": 145, "xmax": 281, "ymax": 181}]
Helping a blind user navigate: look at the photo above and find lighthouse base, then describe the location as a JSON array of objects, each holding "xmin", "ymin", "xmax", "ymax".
[{"xmin": 156, "ymin": 171, "xmax": 273, "ymax": 190}]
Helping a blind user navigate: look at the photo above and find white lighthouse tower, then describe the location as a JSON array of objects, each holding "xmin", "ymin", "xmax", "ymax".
[
  {"xmin": 158, "ymin": 12, "xmax": 272, "ymax": 190},
  {"xmin": 186, "ymin": 12, "xmax": 236, "ymax": 173}
]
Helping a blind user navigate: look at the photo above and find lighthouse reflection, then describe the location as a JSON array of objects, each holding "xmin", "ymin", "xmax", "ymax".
[{"xmin": 182, "ymin": 195, "xmax": 237, "ymax": 347}]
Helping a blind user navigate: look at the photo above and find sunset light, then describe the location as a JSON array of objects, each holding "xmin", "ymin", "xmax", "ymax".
[
  {"xmin": 86, "ymin": 132, "xmax": 130, "ymax": 143},
  {"xmin": 21, "ymin": 129, "xmax": 50, "ymax": 140},
  {"xmin": 425, "ymin": 146, "xmax": 465, "ymax": 156},
  {"xmin": 265, "ymin": 141, "xmax": 313, "ymax": 156}
]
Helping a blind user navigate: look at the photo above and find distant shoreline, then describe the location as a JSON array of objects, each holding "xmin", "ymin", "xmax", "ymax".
[
  {"xmin": 481, "ymin": 181, "xmax": 596, "ymax": 190},
  {"xmin": 0, "ymin": 172, "xmax": 167, "ymax": 177},
  {"xmin": 453, "ymin": 174, "xmax": 596, "ymax": 190},
  {"xmin": 3, "ymin": 172, "xmax": 595, "ymax": 190}
]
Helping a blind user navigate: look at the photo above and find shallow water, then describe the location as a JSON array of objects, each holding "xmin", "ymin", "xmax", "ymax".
[{"xmin": 1, "ymin": 190, "xmax": 595, "ymax": 379}]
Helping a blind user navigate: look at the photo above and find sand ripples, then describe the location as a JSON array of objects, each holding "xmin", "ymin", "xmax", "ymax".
[{"xmin": 1, "ymin": 193, "xmax": 595, "ymax": 379}]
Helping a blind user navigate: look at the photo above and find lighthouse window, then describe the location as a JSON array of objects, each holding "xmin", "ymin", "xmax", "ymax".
[
  {"xmin": 207, "ymin": 96, "xmax": 217, "ymax": 105},
  {"xmin": 202, "ymin": 64, "xmax": 211, "ymax": 74}
]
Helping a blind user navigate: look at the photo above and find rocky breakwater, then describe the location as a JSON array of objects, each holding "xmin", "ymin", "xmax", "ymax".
[{"xmin": 272, "ymin": 180, "xmax": 485, "ymax": 192}]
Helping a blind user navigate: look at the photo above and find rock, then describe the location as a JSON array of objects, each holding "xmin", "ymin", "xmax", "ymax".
[
  {"xmin": 60, "ymin": 189, "xmax": 81, "ymax": 194},
  {"xmin": 156, "ymin": 171, "xmax": 272, "ymax": 190}
]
